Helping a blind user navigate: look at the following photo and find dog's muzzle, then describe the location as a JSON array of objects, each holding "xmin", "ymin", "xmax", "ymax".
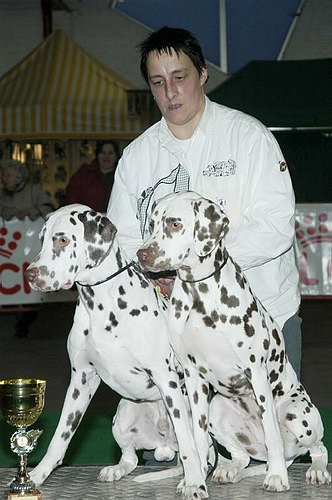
[
  {"xmin": 25, "ymin": 266, "xmax": 40, "ymax": 284},
  {"xmin": 136, "ymin": 247, "xmax": 157, "ymax": 269}
]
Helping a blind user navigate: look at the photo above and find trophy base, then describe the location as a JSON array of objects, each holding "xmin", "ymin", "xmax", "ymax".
[{"xmin": 5, "ymin": 490, "xmax": 42, "ymax": 500}]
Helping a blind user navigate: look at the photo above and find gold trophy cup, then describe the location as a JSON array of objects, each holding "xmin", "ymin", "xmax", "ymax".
[{"xmin": 0, "ymin": 379, "xmax": 46, "ymax": 500}]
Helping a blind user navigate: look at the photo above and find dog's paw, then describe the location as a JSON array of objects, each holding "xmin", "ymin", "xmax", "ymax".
[
  {"xmin": 98, "ymin": 461, "xmax": 136, "ymax": 482},
  {"xmin": 176, "ymin": 478, "xmax": 209, "ymax": 499},
  {"xmin": 212, "ymin": 456, "xmax": 249, "ymax": 484},
  {"xmin": 262, "ymin": 473, "xmax": 290, "ymax": 492},
  {"xmin": 306, "ymin": 465, "xmax": 331, "ymax": 485},
  {"xmin": 212, "ymin": 466, "xmax": 238, "ymax": 484},
  {"xmin": 212, "ymin": 460, "xmax": 246, "ymax": 484},
  {"xmin": 29, "ymin": 464, "xmax": 52, "ymax": 486}
]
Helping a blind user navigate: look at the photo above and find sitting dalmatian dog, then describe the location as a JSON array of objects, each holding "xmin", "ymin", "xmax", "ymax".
[
  {"xmin": 24, "ymin": 204, "xmax": 208, "ymax": 500},
  {"xmin": 137, "ymin": 191, "xmax": 331, "ymax": 493}
]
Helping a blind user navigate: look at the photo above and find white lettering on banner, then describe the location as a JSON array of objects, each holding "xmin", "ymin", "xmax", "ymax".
[
  {"xmin": 0, "ymin": 217, "xmax": 76, "ymax": 305},
  {"xmin": 294, "ymin": 204, "xmax": 332, "ymax": 296}
]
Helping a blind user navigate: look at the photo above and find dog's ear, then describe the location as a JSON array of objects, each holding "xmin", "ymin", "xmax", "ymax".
[
  {"xmin": 193, "ymin": 198, "xmax": 229, "ymax": 257},
  {"xmin": 78, "ymin": 210, "xmax": 117, "ymax": 267}
]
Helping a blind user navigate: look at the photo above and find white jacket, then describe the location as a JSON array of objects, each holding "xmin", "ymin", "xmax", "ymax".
[{"xmin": 108, "ymin": 97, "xmax": 300, "ymax": 328}]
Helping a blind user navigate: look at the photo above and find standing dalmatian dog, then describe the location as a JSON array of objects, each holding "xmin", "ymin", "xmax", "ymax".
[
  {"xmin": 137, "ymin": 191, "xmax": 331, "ymax": 493},
  {"xmin": 25, "ymin": 204, "xmax": 208, "ymax": 500}
]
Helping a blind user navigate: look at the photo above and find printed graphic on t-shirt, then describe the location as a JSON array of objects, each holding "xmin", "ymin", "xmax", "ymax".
[
  {"xmin": 203, "ymin": 159, "xmax": 236, "ymax": 177},
  {"xmin": 137, "ymin": 164, "xmax": 190, "ymax": 238}
]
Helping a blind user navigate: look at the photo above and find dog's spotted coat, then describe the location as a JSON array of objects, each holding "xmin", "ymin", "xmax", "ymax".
[
  {"xmin": 137, "ymin": 191, "xmax": 331, "ymax": 493},
  {"xmin": 25, "ymin": 204, "xmax": 207, "ymax": 500}
]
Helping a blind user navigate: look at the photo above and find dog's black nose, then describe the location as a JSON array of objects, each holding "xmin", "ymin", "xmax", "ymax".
[{"xmin": 24, "ymin": 267, "xmax": 39, "ymax": 283}]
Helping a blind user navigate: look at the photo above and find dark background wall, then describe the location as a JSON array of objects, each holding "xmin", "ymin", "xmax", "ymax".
[{"xmin": 275, "ymin": 131, "xmax": 332, "ymax": 203}]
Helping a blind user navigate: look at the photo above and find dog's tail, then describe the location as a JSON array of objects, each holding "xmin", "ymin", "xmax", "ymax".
[{"xmin": 133, "ymin": 464, "xmax": 183, "ymax": 483}]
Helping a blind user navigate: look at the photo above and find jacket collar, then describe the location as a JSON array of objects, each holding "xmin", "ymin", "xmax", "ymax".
[{"xmin": 158, "ymin": 96, "xmax": 215, "ymax": 150}]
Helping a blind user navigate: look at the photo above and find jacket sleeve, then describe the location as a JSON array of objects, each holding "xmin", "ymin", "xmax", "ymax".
[
  {"xmin": 107, "ymin": 153, "xmax": 143, "ymax": 261},
  {"xmin": 225, "ymin": 129, "xmax": 295, "ymax": 272}
]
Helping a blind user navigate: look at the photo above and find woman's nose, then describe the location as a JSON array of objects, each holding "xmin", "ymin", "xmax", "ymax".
[{"xmin": 165, "ymin": 81, "xmax": 177, "ymax": 101}]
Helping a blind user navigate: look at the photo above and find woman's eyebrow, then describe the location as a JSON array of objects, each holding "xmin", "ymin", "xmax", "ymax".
[{"xmin": 149, "ymin": 68, "xmax": 189, "ymax": 79}]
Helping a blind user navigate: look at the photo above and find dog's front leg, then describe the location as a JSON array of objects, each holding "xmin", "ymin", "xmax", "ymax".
[
  {"xmin": 154, "ymin": 370, "xmax": 209, "ymax": 499},
  {"xmin": 249, "ymin": 369, "xmax": 289, "ymax": 492},
  {"xmin": 182, "ymin": 364, "xmax": 211, "ymax": 479},
  {"xmin": 30, "ymin": 364, "xmax": 101, "ymax": 486}
]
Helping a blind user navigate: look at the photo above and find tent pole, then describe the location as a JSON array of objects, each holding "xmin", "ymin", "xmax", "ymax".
[
  {"xmin": 219, "ymin": 0, "xmax": 228, "ymax": 73},
  {"xmin": 278, "ymin": 0, "xmax": 306, "ymax": 60},
  {"xmin": 40, "ymin": 0, "xmax": 53, "ymax": 39}
]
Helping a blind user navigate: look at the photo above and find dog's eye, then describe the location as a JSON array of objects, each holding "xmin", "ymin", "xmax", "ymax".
[
  {"xmin": 149, "ymin": 220, "xmax": 155, "ymax": 233},
  {"xmin": 165, "ymin": 217, "xmax": 182, "ymax": 232},
  {"xmin": 171, "ymin": 221, "xmax": 182, "ymax": 231},
  {"xmin": 58, "ymin": 236, "xmax": 69, "ymax": 246}
]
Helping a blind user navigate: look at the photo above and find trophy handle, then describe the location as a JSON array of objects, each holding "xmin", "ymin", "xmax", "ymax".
[{"xmin": 10, "ymin": 428, "xmax": 43, "ymax": 455}]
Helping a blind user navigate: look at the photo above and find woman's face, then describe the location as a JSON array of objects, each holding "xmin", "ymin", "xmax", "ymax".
[
  {"xmin": 3, "ymin": 170, "xmax": 23, "ymax": 192},
  {"xmin": 147, "ymin": 49, "xmax": 207, "ymax": 139},
  {"xmin": 97, "ymin": 144, "xmax": 118, "ymax": 173}
]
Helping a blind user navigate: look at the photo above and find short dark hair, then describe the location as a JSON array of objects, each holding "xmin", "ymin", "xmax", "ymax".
[
  {"xmin": 95, "ymin": 140, "xmax": 120, "ymax": 160},
  {"xmin": 138, "ymin": 26, "xmax": 207, "ymax": 85}
]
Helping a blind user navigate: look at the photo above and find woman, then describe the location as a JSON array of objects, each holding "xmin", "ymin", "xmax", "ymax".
[
  {"xmin": 0, "ymin": 159, "xmax": 53, "ymax": 220},
  {"xmin": 66, "ymin": 140, "xmax": 120, "ymax": 212}
]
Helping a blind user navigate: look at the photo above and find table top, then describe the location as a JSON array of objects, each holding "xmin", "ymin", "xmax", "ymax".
[{"xmin": 1, "ymin": 464, "xmax": 331, "ymax": 500}]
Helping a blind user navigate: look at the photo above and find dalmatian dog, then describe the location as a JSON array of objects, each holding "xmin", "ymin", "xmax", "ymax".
[
  {"xmin": 137, "ymin": 191, "xmax": 331, "ymax": 493},
  {"xmin": 24, "ymin": 204, "xmax": 208, "ymax": 500}
]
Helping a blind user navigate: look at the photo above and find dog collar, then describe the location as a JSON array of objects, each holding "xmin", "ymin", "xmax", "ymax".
[
  {"xmin": 76, "ymin": 261, "xmax": 136, "ymax": 287},
  {"xmin": 178, "ymin": 253, "xmax": 228, "ymax": 284}
]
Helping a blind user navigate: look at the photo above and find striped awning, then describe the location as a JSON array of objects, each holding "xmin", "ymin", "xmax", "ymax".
[{"xmin": 0, "ymin": 30, "xmax": 152, "ymax": 139}]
